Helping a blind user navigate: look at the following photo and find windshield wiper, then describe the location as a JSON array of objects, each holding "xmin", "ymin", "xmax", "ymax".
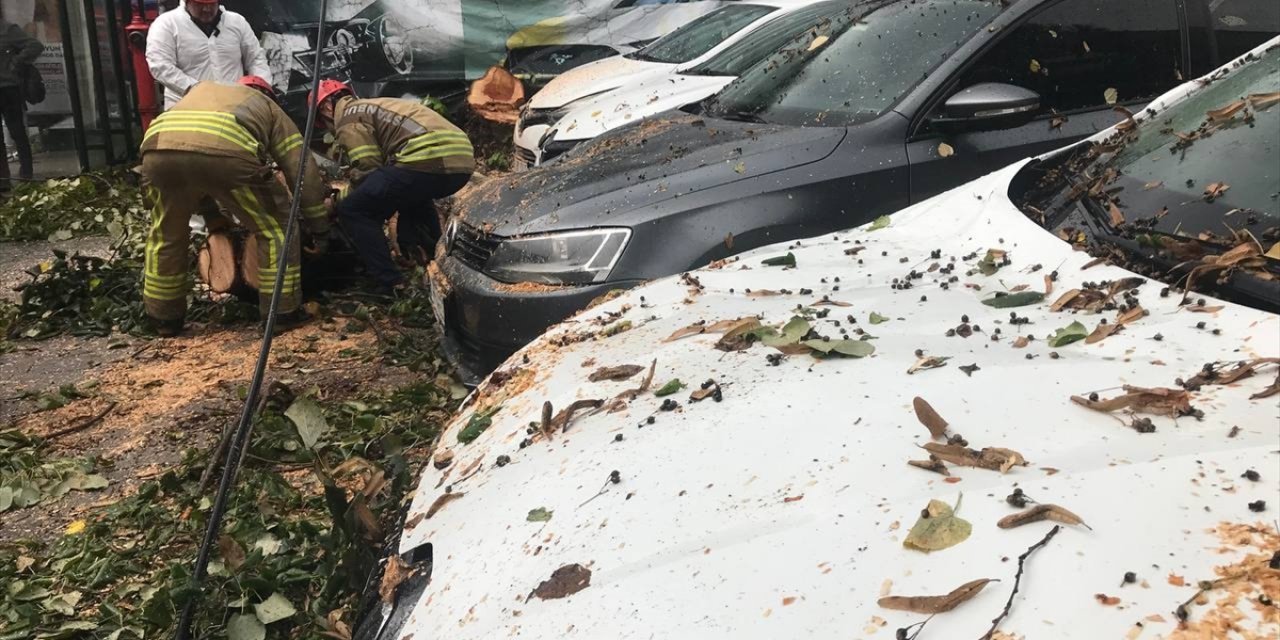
[{"xmin": 716, "ymin": 109, "xmax": 768, "ymax": 124}]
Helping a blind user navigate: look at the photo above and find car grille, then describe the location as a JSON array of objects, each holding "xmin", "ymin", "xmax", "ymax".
[
  {"xmin": 451, "ymin": 223, "xmax": 500, "ymax": 271},
  {"xmin": 514, "ymin": 145, "xmax": 537, "ymax": 170}
]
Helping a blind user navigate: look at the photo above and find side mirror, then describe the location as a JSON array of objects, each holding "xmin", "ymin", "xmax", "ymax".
[{"xmin": 931, "ymin": 83, "xmax": 1040, "ymax": 133}]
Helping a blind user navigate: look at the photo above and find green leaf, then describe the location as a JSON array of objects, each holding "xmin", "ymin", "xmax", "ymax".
[
  {"xmin": 903, "ymin": 498, "xmax": 972, "ymax": 552},
  {"xmin": 527, "ymin": 507, "xmax": 553, "ymax": 522},
  {"xmin": 868, "ymin": 312, "xmax": 890, "ymax": 325},
  {"xmin": 253, "ymin": 592, "xmax": 296, "ymax": 624},
  {"xmin": 226, "ymin": 613, "xmax": 266, "ymax": 640},
  {"xmin": 1048, "ymin": 321, "xmax": 1089, "ymax": 347},
  {"xmin": 36, "ymin": 394, "xmax": 66, "ymax": 411},
  {"xmin": 982, "ymin": 291, "xmax": 1045, "ymax": 308},
  {"xmin": 761, "ymin": 252, "xmax": 796, "ymax": 267},
  {"xmin": 801, "ymin": 339, "xmax": 876, "ymax": 358},
  {"xmin": 284, "ymin": 396, "xmax": 330, "ymax": 449},
  {"xmin": 761, "ymin": 317, "xmax": 810, "ymax": 347},
  {"xmin": 654, "ymin": 379, "xmax": 685, "ymax": 397},
  {"xmin": 79, "ymin": 474, "xmax": 109, "ymax": 490},
  {"xmin": 458, "ymin": 406, "xmax": 500, "ymax": 444},
  {"xmin": 868, "ymin": 215, "xmax": 891, "ymax": 231},
  {"xmin": 0, "ymin": 486, "xmax": 13, "ymax": 511}
]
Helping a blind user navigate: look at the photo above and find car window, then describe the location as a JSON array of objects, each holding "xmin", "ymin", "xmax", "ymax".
[
  {"xmin": 630, "ymin": 4, "xmax": 777, "ymax": 64},
  {"xmin": 686, "ymin": 2, "xmax": 845, "ymax": 76},
  {"xmin": 1207, "ymin": 0, "xmax": 1280, "ymax": 62},
  {"xmin": 948, "ymin": 0, "xmax": 1183, "ymax": 115},
  {"xmin": 710, "ymin": 0, "xmax": 1003, "ymax": 127}
]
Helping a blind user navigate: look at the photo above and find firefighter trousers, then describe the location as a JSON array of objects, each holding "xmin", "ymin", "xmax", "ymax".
[
  {"xmin": 139, "ymin": 150, "xmax": 302, "ymax": 320},
  {"xmin": 337, "ymin": 166, "xmax": 470, "ymax": 288}
]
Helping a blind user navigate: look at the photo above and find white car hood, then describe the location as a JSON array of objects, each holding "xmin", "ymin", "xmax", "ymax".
[
  {"xmin": 390, "ymin": 46, "xmax": 1280, "ymax": 640},
  {"xmin": 529, "ymin": 57, "xmax": 678, "ymax": 111},
  {"xmin": 549, "ymin": 74, "xmax": 736, "ymax": 142}
]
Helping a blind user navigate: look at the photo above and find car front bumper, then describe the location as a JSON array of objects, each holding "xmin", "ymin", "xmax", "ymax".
[
  {"xmin": 429, "ymin": 254, "xmax": 642, "ymax": 382},
  {"xmin": 512, "ymin": 122, "xmax": 548, "ymax": 170}
]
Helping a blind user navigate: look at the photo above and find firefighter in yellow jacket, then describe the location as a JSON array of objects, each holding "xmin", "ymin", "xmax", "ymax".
[
  {"xmin": 311, "ymin": 80, "xmax": 473, "ymax": 294},
  {"xmin": 139, "ymin": 76, "xmax": 329, "ymax": 335}
]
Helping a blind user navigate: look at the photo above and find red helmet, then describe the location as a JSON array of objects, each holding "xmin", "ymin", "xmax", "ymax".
[
  {"xmin": 309, "ymin": 79, "xmax": 354, "ymax": 110},
  {"xmin": 238, "ymin": 75, "xmax": 275, "ymax": 98}
]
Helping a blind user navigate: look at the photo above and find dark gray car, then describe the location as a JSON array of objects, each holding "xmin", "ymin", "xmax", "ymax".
[{"xmin": 433, "ymin": 0, "xmax": 1278, "ymax": 379}]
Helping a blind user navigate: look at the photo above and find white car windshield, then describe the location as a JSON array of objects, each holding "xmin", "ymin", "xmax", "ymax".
[
  {"xmin": 629, "ymin": 4, "xmax": 778, "ymax": 64},
  {"xmin": 710, "ymin": 0, "xmax": 1002, "ymax": 126}
]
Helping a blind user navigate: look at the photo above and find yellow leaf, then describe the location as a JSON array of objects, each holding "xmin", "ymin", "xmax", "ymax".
[
  {"xmin": 39, "ymin": 260, "xmax": 52, "ymax": 273},
  {"xmin": 1029, "ymin": 59, "xmax": 1041, "ymax": 73},
  {"xmin": 937, "ymin": 143, "xmax": 955, "ymax": 158},
  {"xmin": 65, "ymin": 520, "xmax": 86, "ymax": 535},
  {"xmin": 807, "ymin": 35, "xmax": 829, "ymax": 51},
  {"xmin": 1266, "ymin": 243, "xmax": 1280, "ymax": 260},
  {"xmin": 1104, "ymin": 88, "xmax": 1118, "ymax": 105}
]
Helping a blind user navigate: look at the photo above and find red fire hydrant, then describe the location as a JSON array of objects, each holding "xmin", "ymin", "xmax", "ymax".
[{"xmin": 125, "ymin": 1, "xmax": 159, "ymax": 131}]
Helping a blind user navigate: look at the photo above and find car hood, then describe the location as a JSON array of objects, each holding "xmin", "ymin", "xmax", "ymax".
[
  {"xmin": 391, "ymin": 161, "xmax": 1280, "ymax": 638},
  {"xmin": 528, "ymin": 57, "xmax": 676, "ymax": 111},
  {"xmin": 550, "ymin": 74, "xmax": 737, "ymax": 142},
  {"xmin": 454, "ymin": 114, "xmax": 846, "ymax": 235}
]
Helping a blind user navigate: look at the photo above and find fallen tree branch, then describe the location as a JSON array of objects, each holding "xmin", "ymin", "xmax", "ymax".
[
  {"xmin": 44, "ymin": 401, "xmax": 117, "ymax": 442},
  {"xmin": 980, "ymin": 525, "xmax": 1061, "ymax": 640}
]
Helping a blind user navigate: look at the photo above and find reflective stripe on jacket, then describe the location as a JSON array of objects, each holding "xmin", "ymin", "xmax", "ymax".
[
  {"xmin": 333, "ymin": 96, "xmax": 475, "ymax": 184},
  {"xmin": 139, "ymin": 82, "xmax": 329, "ymax": 232}
]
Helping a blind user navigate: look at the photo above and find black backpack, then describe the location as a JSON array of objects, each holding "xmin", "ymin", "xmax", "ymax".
[{"xmin": 19, "ymin": 63, "xmax": 44, "ymax": 105}]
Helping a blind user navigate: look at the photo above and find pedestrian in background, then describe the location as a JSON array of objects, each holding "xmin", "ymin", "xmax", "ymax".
[
  {"xmin": 0, "ymin": 18, "xmax": 43, "ymax": 187},
  {"xmin": 145, "ymin": 0, "xmax": 271, "ymax": 110}
]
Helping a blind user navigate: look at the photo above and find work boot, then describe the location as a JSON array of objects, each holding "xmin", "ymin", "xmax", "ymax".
[
  {"xmin": 149, "ymin": 316, "xmax": 185, "ymax": 337},
  {"xmin": 265, "ymin": 309, "xmax": 310, "ymax": 335}
]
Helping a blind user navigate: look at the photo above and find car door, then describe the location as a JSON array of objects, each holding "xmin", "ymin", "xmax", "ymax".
[{"xmin": 904, "ymin": 0, "xmax": 1187, "ymax": 201}]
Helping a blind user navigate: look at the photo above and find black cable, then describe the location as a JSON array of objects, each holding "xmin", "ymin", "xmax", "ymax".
[{"xmin": 173, "ymin": 0, "xmax": 329, "ymax": 635}]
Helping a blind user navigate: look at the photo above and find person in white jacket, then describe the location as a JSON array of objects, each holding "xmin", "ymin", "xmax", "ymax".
[{"xmin": 145, "ymin": 0, "xmax": 271, "ymax": 110}]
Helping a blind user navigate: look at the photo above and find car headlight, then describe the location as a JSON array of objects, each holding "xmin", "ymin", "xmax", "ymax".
[{"xmin": 485, "ymin": 228, "xmax": 630, "ymax": 285}]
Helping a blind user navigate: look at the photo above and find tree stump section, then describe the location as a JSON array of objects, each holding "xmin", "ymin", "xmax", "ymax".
[{"xmin": 196, "ymin": 232, "xmax": 241, "ymax": 293}]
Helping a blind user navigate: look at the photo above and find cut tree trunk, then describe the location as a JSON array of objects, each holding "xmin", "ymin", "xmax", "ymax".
[
  {"xmin": 197, "ymin": 231, "xmax": 241, "ymax": 293},
  {"xmin": 241, "ymin": 234, "xmax": 261, "ymax": 291}
]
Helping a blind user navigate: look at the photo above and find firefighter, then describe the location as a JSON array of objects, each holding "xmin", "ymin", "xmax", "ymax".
[
  {"xmin": 139, "ymin": 75, "xmax": 330, "ymax": 336},
  {"xmin": 310, "ymin": 80, "xmax": 474, "ymax": 294}
]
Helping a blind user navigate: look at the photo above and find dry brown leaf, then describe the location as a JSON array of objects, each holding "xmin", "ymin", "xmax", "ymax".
[
  {"xmin": 1108, "ymin": 201, "xmax": 1125, "ymax": 227},
  {"xmin": 1186, "ymin": 303, "xmax": 1225, "ymax": 313},
  {"xmin": 218, "ymin": 535, "xmax": 246, "ymax": 572},
  {"xmin": 907, "ymin": 356, "xmax": 950, "ymax": 374},
  {"xmin": 998, "ymin": 504, "xmax": 1090, "ymax": 529},
  {"xmin": 1252, "ymin": 373, "xmax": 1280, "ymax": 400},
  {"xmin": 1009, "ymin": 284, "xmax": 1029, "ymax": 293},
  {"xmin": 425, "ymin": 491, "xmax": 464, "ymax": 519},
  {"xmin": 588, "ymin": 365, "xmax": 644, "ymax": 382},
  {"xmin": 812, "ymin": 299, "xmax": 853, "ymax": 307},
  {"xmin": 1085, "ymin": 322, "xmax": 1123, "ymax": 344},
  {"xmin": 1012, "ymin": 336, "xmax": 1030, "ymax": 349},
  {"xmin": 938, "ymin": 142, "xmax": 955, "ymax": 158},
  {"xmin": 1206, "ymin": 99, "xmax": 1246, "ymax": 121},
  {"xmin": 1203, "ymin": 182, "xmax": 1230, "ymax": 201},
  {"xmin": 912, "ymin": 397, "xmax": 948, "ymax": 440},
  {"xmin": 1050, "ymin": 289, "xmax": 1081, "ymax": 311},
  {"xmin": 1143, "ymin": 180, "xmax": 1163, "ymax": 190},
  {"xmin": 877, "ymin": 578, "xmax": 997, "ymax": 613},
  {"xmin": 1116, "ymin": 305, "xmax": 1146, "ymax": 325},
  {"xmin": 379, "ymin": 554, "xmax": 414, "ymax": 603},
  {"xmin": 747, "ymin": 289, "xmax": 782, "ymax": 298},
  {"xmin": 922, "ymin": 443, "xmax": 1026, "ymax": 473},
  {"xmin": 1043, "ymin": 274, "xmax": 1053, "ymax": 296},
  {"xmin": 1071, "ymin": 385, "xmax": 1194, "ymax": 417},
  {"xmin": 690, "ymin": 388, "xmax": 715, "ymax": 402},
  {"xmin": 1247, "ymin": 91, "xmax": 1280, "ymax": 110},
  {"xmin": 533, "ymin": 563, "xmax": 592, "ymax": 600},
  {"xmin": 1095, "ymin": 593, "xmax": 1121, "ymax": 606},
  {"xmin": 908, "ymin": 458, "xmax": 950, "ymax": 475},
  {"xmin": 1168, "ymin": 573, "xmax": 1186, "ymax": 586},
  {"xmin": 783, "ymin": 495, "xmax": 805, "ymax": 503}
]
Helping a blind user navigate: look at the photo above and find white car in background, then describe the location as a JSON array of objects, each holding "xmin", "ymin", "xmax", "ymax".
[
  {"xmin": 513, "ymin": 0, "xmax": 828, "ymax": 169},
  {"xmin": 355, "ymin": 38, "xmax": 1280, "ymax": 640}
]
